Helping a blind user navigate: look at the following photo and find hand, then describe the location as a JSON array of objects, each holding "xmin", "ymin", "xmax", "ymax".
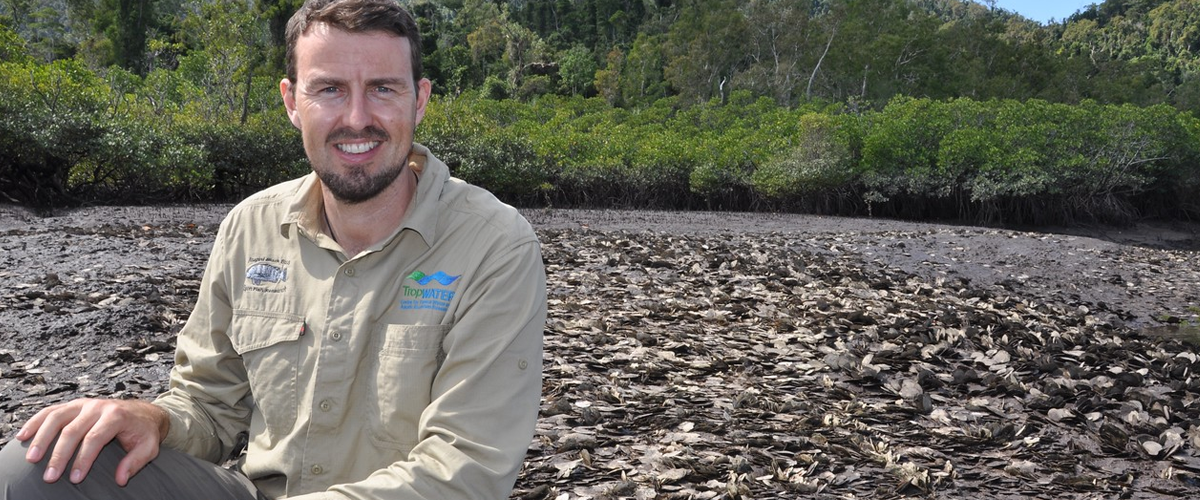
[{"xmin": 15, "ymin": 398, "xmax": 170, "ymax": 486}]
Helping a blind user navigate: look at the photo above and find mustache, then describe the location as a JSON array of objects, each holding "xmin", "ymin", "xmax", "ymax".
[{"xmin": 327, "ymin": 126, "xmax": 389, "ymax": 144}]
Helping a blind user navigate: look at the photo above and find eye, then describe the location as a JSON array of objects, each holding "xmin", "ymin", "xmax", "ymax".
[{"xmin": 375, "ymin": 86, "xmax": 395, "ymax": 94}]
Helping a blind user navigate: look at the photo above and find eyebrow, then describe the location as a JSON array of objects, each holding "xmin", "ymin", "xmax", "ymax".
[
  {"xmin": 306, "ymin": 76, "xmax": 345, "ymax": 89},
  {"xmin": 366, "ymin": 77, "xmax": 409, "ymax": 89},
  {"xmin": 306, "ymin": 76, "xmax": 409, "ymax": 90}
]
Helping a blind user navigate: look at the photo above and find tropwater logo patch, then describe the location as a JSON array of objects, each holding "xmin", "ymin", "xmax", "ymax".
[{"xmin": 400, "ymin": 270, "xmax": 460, "ymax": 312}]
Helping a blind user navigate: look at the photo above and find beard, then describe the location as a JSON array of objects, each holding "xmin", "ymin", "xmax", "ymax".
[
  {"xmin": 315, "ymin": 126, "xmax": 407, "ymax": 204},
  {"xmin": 317, "ymin": 160, "xmax": 405, "ymax": 205}
]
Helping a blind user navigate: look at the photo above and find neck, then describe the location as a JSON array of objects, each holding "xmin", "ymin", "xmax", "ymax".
[{"xmin": 322, "ymin": 165, "xmax": 418, "ymax": 257}]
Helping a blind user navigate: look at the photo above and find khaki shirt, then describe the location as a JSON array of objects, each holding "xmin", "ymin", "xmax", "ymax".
[{"xmin": 153, "ymin": 144, "xmax": 546, "ymax": 499}]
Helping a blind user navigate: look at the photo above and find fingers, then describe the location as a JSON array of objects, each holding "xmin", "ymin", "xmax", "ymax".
[
  {"xmin": 15, "ymin": 409, "xmax": 49, "ymax": 461},
  {"xmin": 66, "ymin": 425, "xmax": 113, "ymax": 484},
  {"xmin": 39, "ymin": 401, "xmax": 104, "ymax": 483},
  {"xmin": 61, "ymin": 401, "xmax": 150, "ymax": 485},
  {"xmin": 15, "ymin": 404, "xmax": 51, "ymax": 441},
  {"xmin": 114, "ymin": 436, "xmax": 160, "ymax": 487},
  {"xmin": 14, "ymin": 399, "xmax": 166, "ymax": 485},
  {"xmin": 18, "ymin": 401, "xmax": 88, "ymax": 469}
]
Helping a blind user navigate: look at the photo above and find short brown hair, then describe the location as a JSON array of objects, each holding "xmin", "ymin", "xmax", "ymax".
[{"xmin": 284, "ymin": 0, "xmax": 422, "ymax": 86}]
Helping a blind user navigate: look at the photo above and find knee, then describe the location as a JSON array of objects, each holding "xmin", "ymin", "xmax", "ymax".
[
  {"xmin": 0, "ymin": 439, "xmax": 44, "ymax": 490},
  {"xmin": 0, "ymin": 437, "xmax": 40, "ymax": 469},
  {"xmin": 0, "ymin": 438, "xmax": 133, "ymax": 499}
]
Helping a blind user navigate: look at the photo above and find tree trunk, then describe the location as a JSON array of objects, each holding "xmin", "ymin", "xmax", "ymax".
[{"xmin": 807, "ymin": 26, "xmax": 836, "ymax": 100}]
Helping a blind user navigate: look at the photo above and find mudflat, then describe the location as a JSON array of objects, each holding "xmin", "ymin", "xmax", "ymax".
[{"xmin": 3, "ymin": 204, "xmax": 1199, "ymax": 497}]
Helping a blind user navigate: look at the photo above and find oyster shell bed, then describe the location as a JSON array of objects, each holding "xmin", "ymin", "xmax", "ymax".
[{"xmin": 2, "ymin": 205, "xmax": 1200, "ymax": 499}]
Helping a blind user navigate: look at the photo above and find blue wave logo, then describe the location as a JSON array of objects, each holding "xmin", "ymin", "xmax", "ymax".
[{"xmin": 407, "ymin": 270, "xmax": 460, "ymax": 286}]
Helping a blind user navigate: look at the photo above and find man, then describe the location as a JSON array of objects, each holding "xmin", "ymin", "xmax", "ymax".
[{"xmin": 0, "ymin": 0, "xmax": 547, "ymax": 498}]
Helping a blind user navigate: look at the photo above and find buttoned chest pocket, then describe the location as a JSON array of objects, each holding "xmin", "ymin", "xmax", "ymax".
[
  {"xmin": 368, "ymin": 324, "xmax": 448, "ymax": 451},
  {"xmin": 229, "ymin": 310, "xmax": 304, "ymax": 440}
]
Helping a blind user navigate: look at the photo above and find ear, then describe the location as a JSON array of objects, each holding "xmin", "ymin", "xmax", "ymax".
[
  {"xmin": 280, "ymin": 78, "xmax": 302, "ymax": 130},
  {"xmin": 413, "ymin": 78, "xmax": 432, "ymax": 127}
]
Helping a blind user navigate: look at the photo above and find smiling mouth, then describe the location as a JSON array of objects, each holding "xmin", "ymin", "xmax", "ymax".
[{"xmin": 337, "ymin": 142, "xmax": 380, "ymax": 154}]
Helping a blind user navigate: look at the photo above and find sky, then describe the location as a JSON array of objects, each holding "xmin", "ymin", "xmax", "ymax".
[{"xmin": 990, "ymin": 0, "xmax": 1098, "ymax": 24}]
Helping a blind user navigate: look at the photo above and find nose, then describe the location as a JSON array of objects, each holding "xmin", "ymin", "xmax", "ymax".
[{"xmin": 343, "ymin": 90, "xmax": 372, "ymax": 130}]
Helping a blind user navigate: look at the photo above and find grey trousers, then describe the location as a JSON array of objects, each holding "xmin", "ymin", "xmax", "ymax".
[{"xmin": 0, "ymin": 438, "xmax": 262, "ymax": 500}]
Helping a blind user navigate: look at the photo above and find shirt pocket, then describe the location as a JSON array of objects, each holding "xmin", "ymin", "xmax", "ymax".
[
  {"xmin": 228, "ymin": 309, "xmax": 304, "ymax": 440},
  {"xmin": 368, "ymin": 323, "xmax": 449, "ymax": 451}
]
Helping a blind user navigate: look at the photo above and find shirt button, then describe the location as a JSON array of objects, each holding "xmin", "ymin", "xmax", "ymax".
[
  {"xmin": 344, "ymin": 267, "xmax": 356, "ymax": 277},
  {"xmin": 319, "ymin": 399, "xmax": 333, "ymax": 412},
  {"xmin": 311, "ymin": 464, "xmax": 324, "ymax": 475},
  {"xmin": 331, "ymin": 331, "xmax": 343, "ymax": 341},
  {"xmin": 518, "ymin": 359, "xmax": 528, "ymax": 370}
]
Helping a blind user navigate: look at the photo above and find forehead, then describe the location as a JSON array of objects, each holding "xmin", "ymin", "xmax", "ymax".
[{"xmin": 293, "ymin": 23, "xmax": 412, "ymax": 79}]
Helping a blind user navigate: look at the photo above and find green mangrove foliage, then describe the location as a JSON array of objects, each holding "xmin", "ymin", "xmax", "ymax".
[
  {"xmin": 859, "ymin": 97, "xmax": 1200, "ymax": 223},
  {"xmin": 0, "ymin": 34, "xmax": 306, "ymax": 206},
  {"xmin": 418, "ymin": 91, "xmax": 1199, "ymax": 224},
  {"xmin": 2, "ymin": 18, "xmax": 1198, "ymax": 225}
]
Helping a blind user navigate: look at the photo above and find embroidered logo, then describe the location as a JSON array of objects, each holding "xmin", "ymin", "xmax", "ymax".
[
  {"xmin": 407, "ymin": 270, "xmax": 461, "ymax": 286},
  {"xmin": 247, "ymin": 263, "xmax": 288, "ymax": 285},
  {"xmin": 401, "ymin": 270, "xmax": 461, "ymax": 312}
]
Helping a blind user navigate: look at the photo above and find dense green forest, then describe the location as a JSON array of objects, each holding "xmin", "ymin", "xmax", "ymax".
[{"xmin": 1, "ymin": 0, "xmax": 1199, "ymax": 225}]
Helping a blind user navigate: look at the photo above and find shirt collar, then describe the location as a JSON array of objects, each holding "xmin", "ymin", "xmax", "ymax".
[
  {"xmin": 281, "ymin": 173, "xmax": 325, "ymax": 242},
  {"xmin": 281, "ymin": 142, "xmax": 446, "ymax": 250},
  {"xmin": 402, "ymin": 142, "xmax": 444, "ymax": 248}
]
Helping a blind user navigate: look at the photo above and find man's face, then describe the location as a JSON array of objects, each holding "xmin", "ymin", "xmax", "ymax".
[{"xmin": 281, "ymin": 23, "xmax": 431, "ymax": 204}]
